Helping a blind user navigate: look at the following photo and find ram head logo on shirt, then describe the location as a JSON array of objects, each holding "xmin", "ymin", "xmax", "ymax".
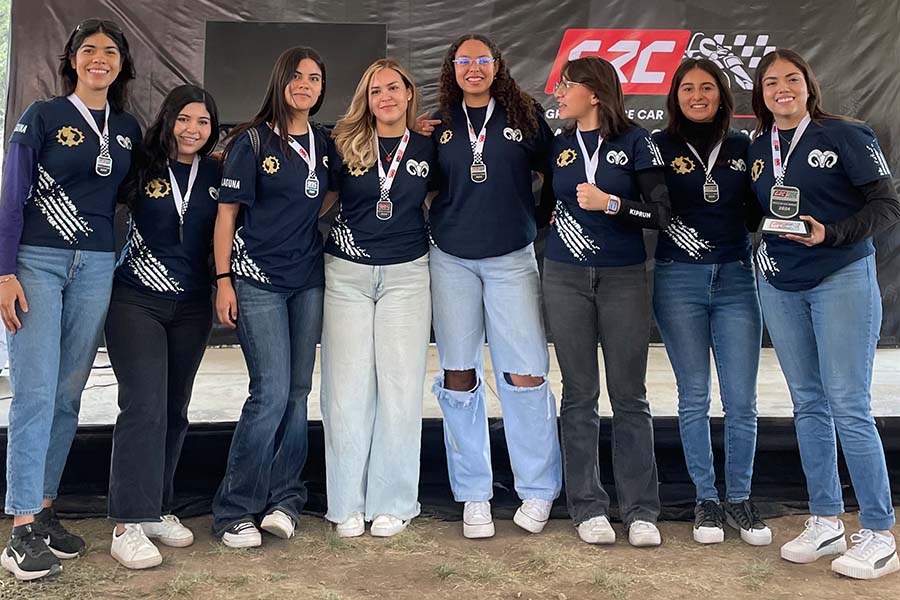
[
  {"xmin": 671, "ymin": 156, "xmax": 696, "ymax": 175},
  {"xmin": 556, "ymin": 148, "xmax": 577, "ymax": 167},
  {"xmin": 751, "ymin": 159, "xmax": 765, "ymax": 182},
  {"xmin": 807, "ymin": 149, "xmax": 838, "ymax": 169},
  {"xmin": 439, "ymin": 130, "xmax": 453, "ymax": 145},
  {"xmin": 145, "ymin": 178, "xmax": 171, "ymax": 199},
  {"xmin": 503, "ymin": 127, "xmax": 523, "ymax": 142},
  {"xmin": 262, "ymin": 156, "xmax": 280, "ymax": 175},
  {"xmin": 406, "ymin": 159, "xmax": 430, "ymax": 178},
  {"xmin": 56, "ymin": 126, "xmax": 84, "ymax": 147},
  {"xmin": 606, "ymin": 150, "xmax": 628, "ymax": 165},
  {"xmin": 729, "ymin": 158, "xmax": 747, "ymax": 172}
]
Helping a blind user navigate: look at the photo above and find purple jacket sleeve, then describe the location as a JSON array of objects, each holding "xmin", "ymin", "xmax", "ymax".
[{"xmin": 0, "ymin": 143, "xmax": 37, "ymax": 274}]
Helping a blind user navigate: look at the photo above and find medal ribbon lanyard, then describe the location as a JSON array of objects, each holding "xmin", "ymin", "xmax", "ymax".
[
  {"xmin": 376, "ymin": 129, "xmax": 411, "ymax": 201},
  {"xmin": 575, "ymin": 129, "xmax": 604, "ymax": 185},
  {"xmin": 771, "ymin": 113, "xmax": 812, "ymax": 186},
  {"xmin": 67, "ymin": 93, "xmax": 112, "ymax": 175},
  {"xmin": 685, "ymin": 139, "xmax": 724, "ymax": 185},
  {"xmin": 461, "ymin": 98, "xmax": 496, "ymax": 164},
  {"xmin": 271, "ymin": 123, "xmax": 319, "ymax": 197},
  {"xmin": 167, "ymin": 155, "xmax": 200, "ymax": 241}
]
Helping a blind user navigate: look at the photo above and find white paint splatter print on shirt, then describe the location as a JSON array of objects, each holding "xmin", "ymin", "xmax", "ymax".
[
  {"xmin": 30, "ymin": 163, "xmax": 93, "ymax": 243},
  {"xmin": 665, "ymin": 215, "xmax": 715, "ymax": 260},
  {"xmin": 868, "ymin": 142, "xmax": 891, "ymax": 177},
  {"xmin": 755, "ymin": 239, "xmax": 779, "ymax": 280},
  {"xmin": 124, "ymin": 223, "xmax": 184, "ymax": 293},
  {"xmin": 231, "ymin": 226, "xmax": 271, "ymax": 284},
  {"xmin": 329, "ymin": 212, "xmax": 371, "ymax": 259},
  {"xmin": 553, "ymin": 200, "xmax": 602, "ymax": 261}
]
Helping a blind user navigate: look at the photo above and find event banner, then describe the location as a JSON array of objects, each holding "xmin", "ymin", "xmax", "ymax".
[{"xmin": 6, "ymin": 0, "xmax": 900, "ymax": 343}]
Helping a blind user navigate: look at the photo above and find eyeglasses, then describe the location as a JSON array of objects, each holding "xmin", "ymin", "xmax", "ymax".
[
  {"xmin": 553, "ymin": 79, "xmax": 585, "ymax": 93},
  {"xmin": 452, "ymin": 56, "xmax": 496, "ymax": 67},
  {"xmin": 75, "ymin": 19, "xmax": 122, "ymax": 34}
]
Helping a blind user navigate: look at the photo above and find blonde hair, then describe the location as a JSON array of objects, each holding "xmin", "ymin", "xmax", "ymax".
[{"xmin": 332, "ymin": 58, "xmax": 419, "ymax": 168}]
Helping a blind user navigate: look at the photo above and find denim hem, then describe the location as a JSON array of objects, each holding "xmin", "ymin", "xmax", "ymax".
[
  {"xmin": 808, "ymin": 505, "xmax": 845, "ymax": 518},
  {"xmin": 5, "ymin": 506, "xmax": 44, "ymax": 517},
  {"xmin": 453, "ymin": 494, "xmax": 493, "ymax": 503},
  {"xmin": 518, "ymin": 492, "xmax": 560, "ymax": 502},
  {"xmin": 108, "ymin": 515, "xmax": 162, "ymax": 524},
  {"xmin": 858, "ymin": 517, "xmax": 897, "ymax": 531},
  {"xmin": 725, "ymin": 495, "xmax": 750, "ymax": 503},
  {"xmin": 365, "ymin": 507, "xmax": 422, "ymax": 523},
  {"xmin": 212, "ymin": 516, "xmax": 256, "ymax": 538},
  {"xmin": 696, "ymin": 497, "xmax": 721, "ymax": 505},
  {"xmin": 625, "ymin": 514, "xmax": 658, "ymax": 528}
]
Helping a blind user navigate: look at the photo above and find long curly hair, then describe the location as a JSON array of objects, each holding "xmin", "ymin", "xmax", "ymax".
[
  {"xmin": 437, "ymin": 34, "xmax": 540, "ymax": 138},
  {"xmin": 751, "ymin": 49, "xmax": 844, "ymax": 136},
  {"xmin": 332, "ymin": 58, "xmax": 419, "ymax": 168},
  {"xmin": 58, "ymin": 19, "xmax": 135, "ymax": 113},
  {"xmin": 123, "ymin": 85, "xmax": 220, "ymax": 210}
]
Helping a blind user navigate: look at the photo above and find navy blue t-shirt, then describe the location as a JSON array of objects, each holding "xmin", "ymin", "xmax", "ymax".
[
  {"xmin": 546, "ymin": 125, "xmax": 664, "ymax": 266},
  {"xmin": 218, "ymin": 124, "xmax": 338, "ymax": 292},
  {"xmin": 325, "ymin": 132, "xmax": 436, "ymax": 265},
  {"xmin": 749, "ymin": 119, "xmax": 890, "ymax": 291},
  {"xmin": 9, "ymin": 96, "xmax": 141, "ymax": 252},
  {"xmin": 429, "ymin": 102, "xmax": 553, "ymax": 259},
  {"xmin": 654, "ymin": 129, "xmax": 752, "ymax": 264},
  {"xmin": 115, "ymin": 156, "xmax": 220, "ymax": 299}
]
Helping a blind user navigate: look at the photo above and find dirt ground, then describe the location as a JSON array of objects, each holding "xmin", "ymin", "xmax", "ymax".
[{"xmin": 0, "ymin": 513, "xmax": 898, "ymax": 600}]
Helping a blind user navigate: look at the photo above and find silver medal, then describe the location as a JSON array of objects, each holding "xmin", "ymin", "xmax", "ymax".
[
  {"xmin": 305, "ymin": 175, "xmax": 320, "ymax": 198},
  {"xmin": 376, "ymin": 199, "xmax": 394, "ymax": 220},
  {"xmin": 470, "ymin": 162, "xmax": 487, "ymax": 184},
  {"xmin": 95, "ymin": 154, "xmax": 113, "ymax": 177},
  {"xmin": 702, "ymin": 181, "xmax": 719, "ymax": 203},
  {"xmin": 769, "ymin": 185, "xmax": 801, "ymax": 219}
]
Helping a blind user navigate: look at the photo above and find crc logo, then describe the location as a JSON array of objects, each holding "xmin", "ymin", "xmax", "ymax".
[{"xmin": 545, "ymin": 29, "xmax": 691, "ymax": 95}]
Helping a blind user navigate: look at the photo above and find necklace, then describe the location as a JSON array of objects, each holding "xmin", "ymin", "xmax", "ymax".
[{"xmin": 379, "ymin": 137, "xmax": 403, "ymax": 162}]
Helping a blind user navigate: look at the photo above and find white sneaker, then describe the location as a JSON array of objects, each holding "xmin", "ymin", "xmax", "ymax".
[
  {"xmin": 110, "ymin": 524, "xmax": 162, "ymax": 570},
  {"xmin": 780, "ymin": 517, "xmax": 846, "ymax": 564},
  {"xmin": 140, "ymin": 515, "xmax": 194, "ymax": 548},
  {"xmin": 260, "ymin": 510, "xmax": 295, "ymax": 539},
  {"xmin": 831, "ymin": 530, "xmax": 899, "ymax": 580},
  {"xmin": 221, "ymin": 520, "xmax": 262, "ymax": 548},
  {"xmin": 628, "ymin": 520, "xmax": 661, "ymax": 547},
  {"xmin": 335, "ymin": 513, "xmax": 365, "ymax": 538},
  {"xmin": 514, "ymin": 499, "xmax": 553, "ymax": 534},
  {"xmin": 576, "ymin": 515, "xmax": 616, "ymax": 545},
  {"xmin": 463, "ymin": 501, "xmax": 495, "ymax": 539},
  {"xmin": 370, "ymin": 515, "xmax": 409, "ymax": 538}
]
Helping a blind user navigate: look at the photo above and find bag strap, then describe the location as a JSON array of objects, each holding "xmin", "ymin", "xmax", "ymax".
[{"xmin": 247, "ymin": 127, "xmax": 261, "ymax": 159}]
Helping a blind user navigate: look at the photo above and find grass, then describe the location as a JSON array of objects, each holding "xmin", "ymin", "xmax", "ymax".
[
  {"xmin": 165, "ymin": 571, "xmax": 211, "ymax": 597},
  {"xmin": 433, "ymin": 563, "xmax": 457, "ymax": 581},
  {"xmin": 740, "ymin": 559, "xmax": 773, "ymax": 591},
  {"xmin": 591, "ymin": 569, "xmax": 632, "ymax": 599}
]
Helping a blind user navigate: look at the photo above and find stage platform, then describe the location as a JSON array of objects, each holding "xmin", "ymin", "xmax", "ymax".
[{"xmin": 2, "ymin": 345, "xmax": 899, "ymax": 425}]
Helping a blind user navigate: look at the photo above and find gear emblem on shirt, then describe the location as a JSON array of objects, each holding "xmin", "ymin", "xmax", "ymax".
[
  {"xmin": 556, "ymin": 148, "xmax": 577, "ymax": 167},
  {"xmin": 145, "ymin": 178, "xmax": 171, "ymax": 199},
  {"xmin": 56, "ymin": 126, "xmax": 84, "ymax": 147},
  {"xmin": 348, "ymin": 165, "xmax": 369, "ymax": 177},
  {"xmin": 671, "ymin": 156, "xmax": 696, "ymax": 175},
  {"xmin": 262, "ymin": 156, "xmax": 280, "ymax": 175},
  {"xmin": 439, "ymin": 130, "xmax": 453, "ymax": 145},
  {"xmin": 751, "ymin": 159, "xmax": 765, "ymax": 182}
]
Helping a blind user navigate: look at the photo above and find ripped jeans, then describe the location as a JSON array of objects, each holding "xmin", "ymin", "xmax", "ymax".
[{"xmin": 429, "ymin": 244, "xmax": 562, "ymax": 503}]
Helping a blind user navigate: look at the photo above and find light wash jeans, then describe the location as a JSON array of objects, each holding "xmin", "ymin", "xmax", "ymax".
[
  {"xmin": 759, "ymin": 254, "xmax": 894, "ymax": 531},
  {"xmin": 320, "ymin": 254, "xmax": 430, "ymax": 523},
  {"xmin": 5, "ymin": 245, "xmax": 115, "ymax": 515},
  {"xmin": 653, "ymin": 258, "xmax": 762, "ymax": 504},
  {"xmin": 211, "ymin": 279, "xmax": 323, "ymax": 535},
  {"xmin": 429, "ymin": 244, "xmax": 562, "ymax": 503}
]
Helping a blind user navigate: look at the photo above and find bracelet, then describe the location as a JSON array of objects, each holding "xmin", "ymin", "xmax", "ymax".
[
  {"xmin": 215, "ymin": 272, "xmax": 234, "ymax": 280},
  {"xmin": 0, "ymin": 275, "xmax": 17, "ymax": 284}
]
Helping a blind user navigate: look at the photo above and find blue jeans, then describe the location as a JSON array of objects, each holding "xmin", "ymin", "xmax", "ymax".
[
  {"xmin": 320, "ymin": 255, "xmax": 430, "ymax": 523},
  {"xmin": 5, "ymin": 245, "xmax": 115, "ymax": 515},
  {"xmin": 429, "ymin": 244, "xmax": 562, "ymax": 503},
  {"xmin": 211, "ymin": 279, "xmax": 324, "ymax": 535},
  {"xmin": 653, "ymin": 258, "xmax": 762, "ymax": 504},
  {"xmin": 759, "ymin": 254, "xmax": 894, "ymax": 531}
]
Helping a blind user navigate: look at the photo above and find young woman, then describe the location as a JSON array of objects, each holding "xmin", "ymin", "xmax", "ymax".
[
  {"xmin": 429, "ymin": 34, "xmax": 561, "ymax": 538},
  {"xmin": 0, "ymin": 19, "xmax": 139, "ymax": 581},
  {"xmin": 652, "ymin": 59, "xmax": 769, "ymax": 546},
  {"xmin": 749, "ymin": 49, "xmax": 899, "ymax": 579},
  {"xmin": 211, "ymin": 46, "xmax": 337, "ymax": 548},
  {"xmin": 321, "ymin": 59, "xmax": 434, "ymax": 538},
  {"xmin": 105, "ymin": 84, "xmax": 221, "ymax": 569},
  {"xmin": 543, "ymin": 56, "xmax": 670, "ymax": 547}
]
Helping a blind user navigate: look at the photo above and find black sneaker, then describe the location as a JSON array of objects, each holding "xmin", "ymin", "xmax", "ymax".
[
  {"xmin": 1, "ymin": 524, "xmax": 62, "ymax": 581},
  {"xmin": 723, "ymin": 499, "xmax": 772, "ymax": 546},
  {"xmin": 693, "ymin": 500, "xmax": 724, "ymax": 544},
  {"xmin": 33, "ymin": 506, "xmax": 87, "ymax": 559}
]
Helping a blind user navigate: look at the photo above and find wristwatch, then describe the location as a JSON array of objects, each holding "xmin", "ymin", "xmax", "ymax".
[{"xmin": 606, "ymin": 194, "xmax": 621, "ymax": 215}]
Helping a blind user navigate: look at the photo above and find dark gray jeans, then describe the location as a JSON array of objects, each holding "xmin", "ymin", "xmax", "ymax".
[{"xmin": 542, "ymin": 258, "xmax": 660, "ymax": 526}]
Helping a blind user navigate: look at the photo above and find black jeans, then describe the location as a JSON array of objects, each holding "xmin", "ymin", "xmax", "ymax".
[
  {"xmin": 105, "ymin": 283, "xmax": 212, "ymax": 522},
  {"xmin": 542, "ymin": 258, "xmax": 660, "ymax": 526}
]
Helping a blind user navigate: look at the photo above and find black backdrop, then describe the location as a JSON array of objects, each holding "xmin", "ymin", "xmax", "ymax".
[{"xmin": 5, "ymin": 0, "xmax": 900, "ymax": 344}]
